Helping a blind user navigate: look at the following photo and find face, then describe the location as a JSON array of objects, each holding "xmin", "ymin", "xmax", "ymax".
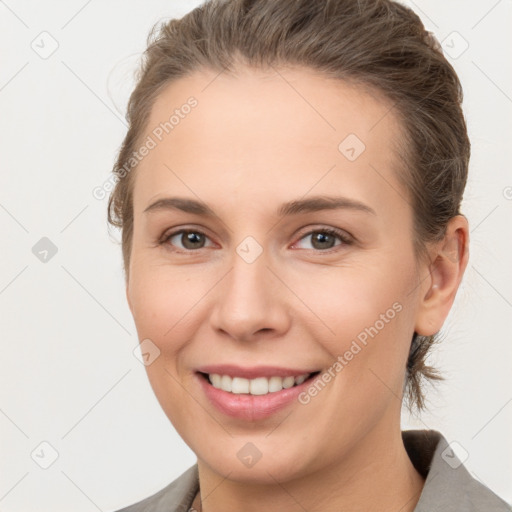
[{"xmin": 126, "ymin": 66, "xmax": 427, "ymax": 483}]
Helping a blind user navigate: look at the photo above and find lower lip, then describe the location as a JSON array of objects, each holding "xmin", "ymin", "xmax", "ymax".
[{"xmin": 196, "ymin": 372, "xmax": 319, "ymax": 421}]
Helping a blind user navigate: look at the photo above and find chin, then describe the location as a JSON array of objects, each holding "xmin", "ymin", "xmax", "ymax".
[{"xmin": 192, "ymin": 435, "xmax": 320, "ymax": 485}]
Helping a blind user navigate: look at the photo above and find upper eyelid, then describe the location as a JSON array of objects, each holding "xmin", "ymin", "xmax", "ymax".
[
  {"xmin": 292, "ymin": 228, "xmax": 353, "ymax": 249},
  {"xmin": 161, "ymin": 225, "xmax": 353, "ymax": 249}
]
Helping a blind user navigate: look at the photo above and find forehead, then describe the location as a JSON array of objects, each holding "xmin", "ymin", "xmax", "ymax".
[{"xmin": 132, "ymin": 65, "xmax": 407, "ymax": 216}]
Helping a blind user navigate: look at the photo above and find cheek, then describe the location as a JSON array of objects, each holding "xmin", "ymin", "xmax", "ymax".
[
  {"xmin": 289, "ymin": 258, "xmax": 412, "ymax": 340},
  {"xmin": 127, "ymin": 267, "xmax": 204, "ymax": 419},
  {"xmin": 293, "ymin": 258, "xmax": 415, "ymax": 394},
  {"xmin": 129, "ymin": 260, "xmax": 198, "ymax": 329},
  {"xmin": 127, "ymin": 263, "xmax": 199, "ymax": 370}
]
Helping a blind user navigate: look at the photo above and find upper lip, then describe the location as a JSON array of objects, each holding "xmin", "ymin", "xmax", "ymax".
[{"xmin": 196, "ymin": 364, "xmax": 320, "ymax": 379}]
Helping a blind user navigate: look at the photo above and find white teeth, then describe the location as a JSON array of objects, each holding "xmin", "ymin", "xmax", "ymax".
[
  {"xmin": 207, "ymin": 373, "xmax": 311, "ymax": 395},
  {"xmin": 220, "ymin": 374, "xmax": 232, "ymax": 392},
  {"xmin": 231, "ymin": 377, "xmax": 249, "ymax": 394},
  {"xmin": 249, "ymin": 377, "xmax": 268, "ymax": 395},
  {"xmin": 294, "ymin": 374, "xmax": 307, "ymax": 385},
  {"xmin": 282, "ymin": 376, "xmax": 295, "ymax": 389},
  {"xmin": 268, "ymin": 376, "xmax": 283, "ymax": 392},
  {"xmin": 210, "ymin": 374, "xmax": 222, "ymax": 388}
]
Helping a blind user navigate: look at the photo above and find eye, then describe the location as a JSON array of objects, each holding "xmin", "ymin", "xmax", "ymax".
[
  {"xmin": 293, "ymin": 227, "xmax": 353, "ymax": 251},
  {"xmin": 160, "ymin": 229, "xmax": 215, "ymax": 251},
  {"xmin": 159, "ymin": 226, "xmax": 353, "ymax": 253}
]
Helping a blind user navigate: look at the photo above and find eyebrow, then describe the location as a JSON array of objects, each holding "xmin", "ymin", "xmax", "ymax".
[{"xmin": 143, "ymin": 195, "xmax": 376, "ymax": 217}]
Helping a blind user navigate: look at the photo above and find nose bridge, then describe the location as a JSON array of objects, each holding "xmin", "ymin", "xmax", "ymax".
[{"xmin": 211, "ymin": 241, "xmax": 288, "ymax": 340}]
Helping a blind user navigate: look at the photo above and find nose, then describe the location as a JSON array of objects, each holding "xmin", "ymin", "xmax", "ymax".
[{"xmin": 209, "ymin": 248, "xmax": 291, "ymax": 343}]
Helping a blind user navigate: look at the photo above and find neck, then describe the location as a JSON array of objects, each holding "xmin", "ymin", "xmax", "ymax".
[{"xmin": 192, "ymin": 424, "xmax": 426, "ymax": 512}]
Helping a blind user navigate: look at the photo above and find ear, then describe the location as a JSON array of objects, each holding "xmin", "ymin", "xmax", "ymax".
[{"xmin": 414, "ymin": 215, "xmax": 469, "ymax": 336}]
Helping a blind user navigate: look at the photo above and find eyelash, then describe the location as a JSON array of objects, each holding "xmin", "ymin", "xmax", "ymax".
[{"xmin": 159, "ymin": 226, "xmax": 353, "ymax": 254}]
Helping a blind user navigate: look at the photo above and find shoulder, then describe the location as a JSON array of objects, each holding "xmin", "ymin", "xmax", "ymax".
[
  {"xmin": 114, "ymin": 464, "xmax": 199, "ymax": 512},
  {"xmin": 402, "ymin": 429, "xmax": 511, "ymax": 511}
]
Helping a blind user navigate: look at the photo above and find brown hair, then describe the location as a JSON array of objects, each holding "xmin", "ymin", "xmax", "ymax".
[{"xmin": 107, "ymin": 0, "xmax": 470, "ymax": 413}]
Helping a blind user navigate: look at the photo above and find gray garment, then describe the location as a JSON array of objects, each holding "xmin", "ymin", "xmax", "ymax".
[{"xmin": 115, "ymin": 430, "xmax": 511, "ymax": 511}]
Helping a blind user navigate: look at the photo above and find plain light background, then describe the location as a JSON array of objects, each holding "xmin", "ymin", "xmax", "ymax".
[{"xmin": 1, "ymin": 1, "xmax": 511, "ymax": 510}]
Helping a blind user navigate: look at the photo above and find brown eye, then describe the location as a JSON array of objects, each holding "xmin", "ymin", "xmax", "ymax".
[
  {"xmin": 294, "ymin": 228, "xmax": 352, "ymax": 252},
  {"xmin": 162, "ymin": 229, "xmax": 213, "ymax": 251},
  {"xmin": 310, "ymin": 231, "xmax": 337, "ymax": 250}
]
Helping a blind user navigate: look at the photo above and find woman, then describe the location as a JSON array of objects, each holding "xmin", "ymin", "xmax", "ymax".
[{"xmin": 108, "ymin": 0, "xmax": 511, "ymax": 510}]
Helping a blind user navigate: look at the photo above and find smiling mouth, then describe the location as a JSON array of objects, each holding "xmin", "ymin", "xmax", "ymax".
[{"xmin": 197, "ymin": 371, "xmax": 321, "ymax": 396}]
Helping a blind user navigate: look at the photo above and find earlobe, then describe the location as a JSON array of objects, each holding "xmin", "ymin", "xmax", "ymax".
[{"xmin": 414, "ymin": 215, "xmax": 469, "ymax": 336}]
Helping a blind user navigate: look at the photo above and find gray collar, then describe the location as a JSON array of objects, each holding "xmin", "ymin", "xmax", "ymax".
[
  {"xmin": 403, "ymin": 429, "xmax": 510, "ymax": 511},
  {"xmin": 116, "ymin": 429, "xmax": 510, "ymax": 511}
]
